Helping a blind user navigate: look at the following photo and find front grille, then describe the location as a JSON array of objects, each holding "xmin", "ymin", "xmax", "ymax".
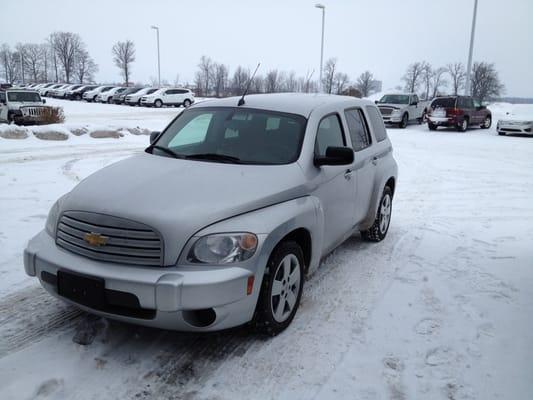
[
  {"xmin": 56, "ymin": 211, "xmax": 164, "ymax": 266},
  {"xmin": 20, "ymin": 106, "xmax": 46, "ymax": 117},
  {"xmin": 378, "ymin": 107, "xmax": 393, "ymax": 116}
]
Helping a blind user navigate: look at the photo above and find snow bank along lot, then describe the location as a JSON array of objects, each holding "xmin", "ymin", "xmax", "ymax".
[{"xmin": 1, "ymin": 100, "xmax": 532, "ymax": 399}]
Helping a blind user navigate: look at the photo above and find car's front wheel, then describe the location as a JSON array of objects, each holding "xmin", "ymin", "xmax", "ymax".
[
  {"xmin": 399, "ymin": 113, "xmax": 408, "ymax": 129},
  {"xmin": 361, "ymin": 186, "xmax": 393, "ymax": 242},
  {"xmin": 154, "ymin": 99, "xmax": 163, "ymax": 108},
  {"xmin": 254, "ymin": 241, "xmax": 304, "ymax": 336},
  {"xmin": 183, "ymin": 99, "xmax": 192, "ymax": 108},
  {"xmin": 428, "ymin": 122, "xmax": 438, "ymax": 131}
]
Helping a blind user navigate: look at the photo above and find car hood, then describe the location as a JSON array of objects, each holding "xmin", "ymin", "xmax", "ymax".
[
  {"xmin": 8, "ymin": 101, "xmax": 44, "ymax": 109},
  {"xmin": 61, "ymin": 152, "xmax": 308, "ymax": 264},
  {"xmin": 376, "ymin": 103, "xmax": 404, "ymax": 109}
]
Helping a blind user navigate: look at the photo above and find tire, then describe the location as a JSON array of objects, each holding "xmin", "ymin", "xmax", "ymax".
[
  {"xmin": 399, "ymin": 113, "xmax": 408, "ymax": 129},
  {"xmin": 481, "ymin": 115, "xmax": 492, "ymax": 129},
  {"xmin": 107, "ymin": 97, "xmax": 113, "ymax": 104},
  {"xmin": 154, "ymin": 99, "xmax": 163, "ymax": 108},
  {"xmin": 498, "ymin": 131, "xmax": 505, "ymax": 136},
  {"xmin": 75, "ymin": 94, "xmax": 81, "ymax": 101},
  {"xmin": 137, "ymin": 99, "xmax": 142, "ymax": 106},
  {"xmin": 428, "ymin": 122, "xmax": 438, "ymax": 131},
  {"xmin": 92, "ymin": 95, "xmax": 97, "ymax": 103},
  {"xmin": 361, "ymin": 186, "xmax": 393, "ymax": 242},
  {"xmin": 183, "ymin": 99, "xmax": 192, "ymax": 108},
  {"xmin": 457, "ymin": 117, "xmax": 468, "ymax": 132},
  {"xmin": 417, "ymin": 110, "xmax": 427, "ymax": 124},
  {"xmin": 254, "ymin": 241, "xmax": 305, "ymax": 336}
]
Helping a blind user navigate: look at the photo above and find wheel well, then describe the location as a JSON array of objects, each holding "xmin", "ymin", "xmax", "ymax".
[
  {"xmin": 385, "ymin": 177, "xmax": 396, "ymax": 197},
  {"xmin": 280, "ymin": 228, "xmax": 312, "ymax": 272}
]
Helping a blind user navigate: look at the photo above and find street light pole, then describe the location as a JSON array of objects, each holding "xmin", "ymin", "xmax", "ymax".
[
  {"xmin": 151, "ymin": 25, "xmax": 161, "ymax": 87},
  {"xmin": 315, "ymin": 4, "xmax": 325, "ymax": 93},
  {"xmin": 465, "ymin": 0, "xmax": 478, "ymax": 96}
]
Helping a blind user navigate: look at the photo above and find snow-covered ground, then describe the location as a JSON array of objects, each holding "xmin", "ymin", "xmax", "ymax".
[{"xmin": 0, "ymin": 100, "xmax": 532, "ymax": 399}]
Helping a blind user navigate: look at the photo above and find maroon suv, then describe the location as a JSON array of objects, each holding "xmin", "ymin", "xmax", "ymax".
[{"xmin": 427, "ymin": 96, "xmax": 492, "ymax": 132}]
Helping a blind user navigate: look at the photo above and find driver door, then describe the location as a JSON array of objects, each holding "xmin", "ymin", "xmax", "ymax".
[{"xmin": 312, "ymin": 114, "xmax": 356, "ymax": 253}]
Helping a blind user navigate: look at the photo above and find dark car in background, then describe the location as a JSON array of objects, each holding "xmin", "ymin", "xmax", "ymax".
[
  {"xmin": 65, "ymin": 85, "xmax": 98, "ymax": 100},
  {"xmin": 427, "ymin": 96, "xmax": 492, "ymax": 132},
  {"xmin": 112, "ymin": 87, "xmax": 144, "ymax": 105}
]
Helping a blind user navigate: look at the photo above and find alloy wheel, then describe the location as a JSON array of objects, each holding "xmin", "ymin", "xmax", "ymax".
[
  {"xmin": 379, "ymin": 194, "xmax": 392, "ymax": 234},
  {"xmin": 270, "ymin": 254, "xmax": 301, "ymax": 323}
]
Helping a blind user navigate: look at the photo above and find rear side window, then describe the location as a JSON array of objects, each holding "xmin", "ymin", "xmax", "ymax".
[
  {"xmin": 344, "ymin": 109, "xmax": 371, "ymax": 151},
  {"xmin": 315, "ymin": 114, "xmax": 345, "ymax": 156},
  {"xmin": 176, "ymin": 89, "xmax": 188, "ymax": 94},
  {"xmin": 166, "ymin": 89, "xmax": 177, "ymax": 95},
  {"xmin": 432, "ymin": 97, "xmax": 456, "ymax": 109},
  {"xmin": 365, "ymin": 106, "xmax": 388, "ymax": 142}
]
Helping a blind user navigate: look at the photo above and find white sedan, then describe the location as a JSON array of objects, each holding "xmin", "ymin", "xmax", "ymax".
[{"xmin": 497, "ymin": 114, "xmax": 533, "ymax": 136}]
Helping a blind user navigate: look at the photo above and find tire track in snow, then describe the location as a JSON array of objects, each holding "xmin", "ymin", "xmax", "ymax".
[{"xmin": 0, "ymin": 286, "xmax": 82, "ymax": 358}]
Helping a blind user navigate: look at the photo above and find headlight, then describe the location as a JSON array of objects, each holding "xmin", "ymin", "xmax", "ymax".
[
  {"xmin": 391, "ymin": 109, "xmax": 402, "ymax": 115},
  {"xmin": 45, "ymin": 199, "xmax": 61, "ymax": 237},
  {"xmin": 188, "ymin": 233, "xmax": 258, "ymax": 264}
]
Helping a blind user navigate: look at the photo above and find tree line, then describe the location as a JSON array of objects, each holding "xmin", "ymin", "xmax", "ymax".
[
  {"xmin": 1, "ymin": 32, "xmax": 98, "ymax": 84},
  {"xmin": 402, "ymin": 60, "xmax": 504, "ymax": 103}
]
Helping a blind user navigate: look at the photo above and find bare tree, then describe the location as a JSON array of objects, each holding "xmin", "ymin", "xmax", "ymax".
[
  {"xmin": 0, "ymin": 44, "xmax": 19, "ymax": 83},
  {"xmin": 74, "ymin": 49, "xmax": 98, "ymax": 83},
  {"xmin": 322, "ymin": 58, "xmax": 337, "ymax": 94},
  {"xmin": 23, "ymin": 44, "xmax": 43, "ymax": 82},
  {"xmin": 446, "ymin": 62, "xmax": 466, "ymax": 95},
  {"xmin": 334, "ymin": 72, "xmax": 350, "ymax": 94},
  {"xmin": 421, "ymin": 62, "xmax": 432, "ymax": 100},
  {"xmin": 402, "ymin": 61, "xmax": 425, "ymax": 93},
  {"xmin": 284, "ymin": 71, "xmax": 298, "ymax": 92},
  {"xmin": 355, "ymin": 71, "xmax": 376, "ymax": 97},
  {"xmin": 196, "ymin": 56, "xmax": 213, "ymax": 96},
  {"xmin": 251, "ymin": 74, "xmax": 264, "ymax": 94},
  {"xmin": 212, "ymin": 63, "xmax": 229, "ymax": 97},
  {"xmin": 470, "ymin": 62, "xmax": 504, "ymax": 103},
  {"xmin": 15, "ymin": 43, "xmax": 26, "ymax": 83},
  {"xmin": 232, "ymin": 66, "xmax": 250, "ymax": 95},
  {"xmin": 431, "ymin": 67, "xmax": 448, "ymax": 98},
  {"xmin": 265, "ymin": 69, "xmax": 282, "ymax": 93},
  {"xmin": 112, "ymin": 40, "xmax": 135, "ymax": 86},
  {"xmin": 51, "ymin": 32, "xmax": 83, "ymax": 83}
]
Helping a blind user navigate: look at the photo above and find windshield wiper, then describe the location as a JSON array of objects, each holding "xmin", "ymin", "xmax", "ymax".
[
  {"xmin": 184, "ymin": 153, "xmax": 244, "ymax": 164},
  {"xmin": 148, "ymin": 145, "xmax": 182, "ymax": 159}
]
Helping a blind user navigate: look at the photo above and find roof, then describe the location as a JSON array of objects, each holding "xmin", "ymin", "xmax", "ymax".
[{"xmin": 190, "ymin": 93, "xmax": 373, "ymax": 117}]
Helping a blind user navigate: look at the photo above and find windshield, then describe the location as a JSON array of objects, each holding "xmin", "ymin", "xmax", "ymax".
[
  {"xmin": 378, "ymin": 95, "xmax": 410, "ymax": 104},
  {"xmin": 431, "ymin": 97, "xmax": 456, "ymax": 109},
  {"xmin": 7, "ymin": 91, "xmax": 41, "ymax": 102},
  {"xmin": 151, "ymin": 107, "xmax": 307, "ymax": 165}
]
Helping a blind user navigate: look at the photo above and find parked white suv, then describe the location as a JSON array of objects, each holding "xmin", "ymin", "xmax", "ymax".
[
  {"xmin": 376, "ymin": 93, "xmax": 430, "ymax": 128},
  {"xmin": 83, "ymin": 86, "xmax": 116, "ymax": 102},
  {"xmin": 140, "ymin": 88, "xmax": 194, "ymax": 108},
  {"xmin": 125, "ymin": 87, "xmax": 158, "ymax": 106},
  {"xmin": 97, "ymin": 87, "xmax": 127, "ymax": 103}
]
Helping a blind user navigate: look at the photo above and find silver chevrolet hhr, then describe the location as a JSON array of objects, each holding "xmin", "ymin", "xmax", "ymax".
[{"xmin": 24, "ymin": 93, "xmax": 398, "ymax": 335}]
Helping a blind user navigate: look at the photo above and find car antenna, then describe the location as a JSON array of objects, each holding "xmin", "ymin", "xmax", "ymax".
[{"xmin": 238, "ymin": 63, "xmax": 260, "ymax": 106}]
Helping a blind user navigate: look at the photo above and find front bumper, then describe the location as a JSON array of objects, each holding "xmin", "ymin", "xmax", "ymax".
[
  {"xmin": 497, "ymin": 122, "xmax": 533, "ymax": 135},
  {"xmin": 24, "ymin": 230, "xmax": 260, "ymax": 331}
]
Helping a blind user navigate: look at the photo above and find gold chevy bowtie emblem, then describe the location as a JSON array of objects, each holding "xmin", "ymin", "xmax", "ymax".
[{"xmin": 84, "ymin": 232, "xmax": 108, "ymax": 247}]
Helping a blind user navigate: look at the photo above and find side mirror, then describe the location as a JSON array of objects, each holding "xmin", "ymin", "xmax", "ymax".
[
  {"xmin": 314, "ymin": 146, "xmax": 354, "ymax": 167},
  {"xmin": 150, "ymin": 131, "xmax": 161, "ymax": 144},
  {"xmin": 411, "ymin": 101, "xmax": 418, "ymax": 106},
  {"xmin": 374, "ymin": 100, "xmax": 379, "ymax": 104},
  {"xmin": 42, "ymin": 99, "xmax": 46, "ymax": 104}
]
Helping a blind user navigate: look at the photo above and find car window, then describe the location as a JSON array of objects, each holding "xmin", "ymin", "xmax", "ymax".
[
  {"xmin": 176, "ymin": 89, "xmax": 188, "ymax": 94},
  {"xmin": 315, "ymin": 114, "xmax": 345, "ymax": 156},
  {"xmin": 413, "ymin": 95, "xmax": 419, "ymax": 103},
  {"xmin": 431, "ymin": 97, "xmax": 456, "ymax": 109},
  {"xmin": 344, "ymin": 109, "xmax": 371, "ymax": 151},
  {"xmin": 168, "ymin": 113, "xmax": 212, "ymax": 147},
  {"xmin": 365, "ymin": 106, "xmax": 388, "ymax": 142},
  {"xmin": 465, "ymin": 98, "xmax": 474, "ymax": 108},
  {"xmin": 473, "ymin": 99, "xmax": 481, "ymax": 108},
  {"xmin": 156, "ymin": 108, "xmax": 307, "ymax": 165},
  {"xmin": 0, "ymin": 92, "xmax": 5, "ymax": 103},
  {"xmin": 166, "ymin": 89, "xmax": 176, "ymax": 95}
]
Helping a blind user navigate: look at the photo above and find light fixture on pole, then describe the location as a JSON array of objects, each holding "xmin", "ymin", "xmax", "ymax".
[
  {"xmin": 465, "ymin": 0, "xmax": 478, "ymax": 96},
  {"xmin": 151, "ymin": 25, "xmax": 161, "ymax": 88},
  {"xmin": 315, "ymin": 4, "xmax": 325, "ymax": 93}
]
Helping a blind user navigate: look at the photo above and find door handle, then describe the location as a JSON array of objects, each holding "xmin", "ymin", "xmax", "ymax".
[
  {"xmin": 344, "ymin": 169, "xmax": 353, "ymax": 180},
  {"xmin": 372, "ymin": 156, "xmax": 378, "ymax": 165}
]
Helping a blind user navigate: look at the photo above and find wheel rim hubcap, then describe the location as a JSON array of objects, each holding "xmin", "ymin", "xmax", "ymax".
[
  {"xmin": 379, "ymin": 194, "xmax": 392, "ymax": 234},
  {"xmin": 271, "ymin": 254, "xmax": 301, "ymax": 323}
]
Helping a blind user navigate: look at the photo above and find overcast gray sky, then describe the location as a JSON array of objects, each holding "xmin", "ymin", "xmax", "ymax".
[{"xmin": 2, "ymin": 0, "xmax": 532, "ymax": 97}]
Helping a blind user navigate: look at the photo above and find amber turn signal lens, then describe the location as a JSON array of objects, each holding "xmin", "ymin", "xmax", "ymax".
[{"xmin": 240, "ymin": 234, "xmax": 258, "ymax": 251}]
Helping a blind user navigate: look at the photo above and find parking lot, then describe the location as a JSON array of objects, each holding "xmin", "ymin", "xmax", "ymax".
[{"xmin": 1, "ymin": 100, "xmax": 532, "ymax": 399}]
